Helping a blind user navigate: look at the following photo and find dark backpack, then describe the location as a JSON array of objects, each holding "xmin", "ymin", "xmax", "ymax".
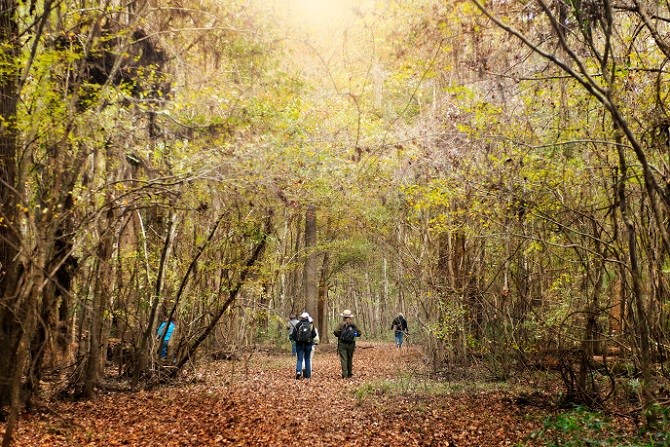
[
  {"xmin": 339, "ymin": 323, "xmax": 356, "ymax": 343},
  {"xmin": 295, "ymin": 321, "xmax": 313, "ymax": 343}
]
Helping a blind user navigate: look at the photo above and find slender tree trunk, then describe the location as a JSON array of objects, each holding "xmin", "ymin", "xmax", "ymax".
[
  {"xmin": 132, "ymin": 213, "xmax": 176, "ymax": 388},
  {"xmin": 166, "ymin": 215, "xmax": 271, "ymax": 379},
  {"xmin": 317, "ymin": 251, "xmax": 330, "ymax": 343},
  {"xmin": 396, "ymin": 225, "xmax": 406, "ymax": 313},
  {"xmin": 382, "ymin": 256, "xmax": 388, "ymax": 325},
  {"xmin": 78, "ymin": 224, "xmax": 114, "ymax": 398},
  {"xmin": 289, "ymin": 216, "xmax": 302, "ymax": 313},
  {"xmin": 27, "ymin": 211, "xmax": 77, "ymax": 404},
  {"xmin": 2, "ymin": 293, "xmax": 36, "ymax": 447},
  {"xmin": 575, "ymin": 222, "xmax": 604, "ymax": 406},
  {"xmin": 303, "ymin": 204, "xmax": 318, "ymax": 315},
  {"xmin": 616, "ymin": 144, "xmax": 654, "ymax": 410},
  {"xmin": 0, "ymin": 0, "xmax": 22, "ymax": 414}
]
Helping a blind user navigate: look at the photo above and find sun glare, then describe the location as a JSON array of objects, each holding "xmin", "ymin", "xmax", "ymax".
[{"xmin": 287, "ymin": 0, "xmax": 356, "ymax": 31}]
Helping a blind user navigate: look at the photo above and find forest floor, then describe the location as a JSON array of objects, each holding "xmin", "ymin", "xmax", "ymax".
[{"xmin": 2, "ymin": 341, "xmax": 647, "ymax": 446}]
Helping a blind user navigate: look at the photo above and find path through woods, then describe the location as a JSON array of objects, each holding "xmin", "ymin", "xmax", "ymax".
[{"xmin": 6, "ymin": 342, "xmax": 570, "ymax": 446}]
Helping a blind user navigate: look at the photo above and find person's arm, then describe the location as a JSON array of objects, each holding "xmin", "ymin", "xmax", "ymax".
[{"xmin": 333, "ymin": 323, "xmax": 342, "ymax": 337}]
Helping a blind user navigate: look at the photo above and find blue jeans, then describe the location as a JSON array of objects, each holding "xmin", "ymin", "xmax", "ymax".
[
  {"xmin": 394, "ymin": 331, "xmax": 404, "ymax": 347},
  {"xmin": 296, "ymin": 343, "xmax": 313, "ymax": 378},
  {"xmin": 160, "ymin": 340, "xmax": 170, "ymax": 358}
]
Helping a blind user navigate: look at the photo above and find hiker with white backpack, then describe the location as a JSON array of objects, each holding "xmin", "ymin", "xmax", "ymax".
[{"xmin": 290, "ymin": 312, "xmax": 317, "ymax": 380}]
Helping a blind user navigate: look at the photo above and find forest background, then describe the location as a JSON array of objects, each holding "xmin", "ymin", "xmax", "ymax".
[{"xmin": 2, "ymin": 0, "xmax": 670, "ymax": 445}]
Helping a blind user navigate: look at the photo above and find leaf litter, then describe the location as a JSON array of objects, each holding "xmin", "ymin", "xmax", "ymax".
[{"xmin": 1, "ymin": 342, "xmax": 626, "ymax": 446}]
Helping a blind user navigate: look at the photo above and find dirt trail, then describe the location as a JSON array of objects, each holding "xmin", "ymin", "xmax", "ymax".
[{"xmin": 5, "ymin": 342, "xmax": 545, "ymax": 446}]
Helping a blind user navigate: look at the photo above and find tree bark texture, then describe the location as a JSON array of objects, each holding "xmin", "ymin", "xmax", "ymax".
[
  {"xmin": 302, "ymin": 204, "xmax": 318, "ymax": 316},
  {"xmin": 0, "ymin": 0, "xmax": 23, "ymax": 424}
]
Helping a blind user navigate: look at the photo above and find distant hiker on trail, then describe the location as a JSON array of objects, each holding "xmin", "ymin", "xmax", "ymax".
[
  {"xmin": 333, "ymin": 309, "xmax": 361, "ymax": 379},
  {"xmin": 287, "ymin": 314, "xmax": 299, "ymax": 356},
  {"xmin": 291, "ymin": 312, "xmax": 316, "ymax": 380},
  {"xmin": 156, "ymin": 317, "xmax": 175, "ymax": 359},
  {"xmin": 391, "ymin": 313, "xmax": 408, "ymax": 348}
]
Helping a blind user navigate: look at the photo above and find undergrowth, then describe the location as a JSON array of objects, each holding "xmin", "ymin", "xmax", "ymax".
[{"xmin": 527, "ymin": 405, "xmax": 669, "ymax": 447}]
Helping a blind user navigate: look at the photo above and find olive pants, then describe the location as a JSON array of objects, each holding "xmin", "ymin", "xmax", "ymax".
[{"xmin": 337, "ymin": 341, "xmax": 356, "ymax": 378}]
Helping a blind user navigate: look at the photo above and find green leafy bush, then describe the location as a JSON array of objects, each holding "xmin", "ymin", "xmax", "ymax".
[{"xmin": 529, "ymin": 406, "xmax": 669, "ymax": 447}]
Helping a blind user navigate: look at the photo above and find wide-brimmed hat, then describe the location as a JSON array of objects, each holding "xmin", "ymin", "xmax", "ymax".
[
  {"xmin": 300, "ymin": 312, "xmax": 310, "ymax": 319},
  {"xmin": 340, "ymin": 309, "xmax": 354, "ymax": 318}
]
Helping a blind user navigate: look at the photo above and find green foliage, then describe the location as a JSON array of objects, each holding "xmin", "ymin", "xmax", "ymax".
[
  {"xmin": 529, "ymin": 407, "xmax": 669, "ymax": 447},
  {"xmin": 426, "ymin": 297, "xmax": 465, "ymax": 342},
  {"xmin": 642, "ymin": 405, "xmax": 670, "ymax": 447}
]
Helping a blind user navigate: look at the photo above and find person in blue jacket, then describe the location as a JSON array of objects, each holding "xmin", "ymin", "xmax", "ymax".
[{"xmin": 156, "ymin": 317, "xmax": 175, "ymax": 359}]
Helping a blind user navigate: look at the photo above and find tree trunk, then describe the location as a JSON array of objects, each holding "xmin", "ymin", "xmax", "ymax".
[
  {"xmin": 576, "ymin": 223, "xmax": 604, "ymax": 406},
  {"xmin": 288, "ymin": 215, "xmax": 302, "ymax": 314},
  {"xmin": 317, "ymin": 251, "xmax": 330, "ymax": 343},
  {"xmin": 78, "ymin": 224, "xmax": 114, "ymax": 398},
  {"xmin": 167, "ymin": 215, "xmax": 271, "ymax": 379},
  {"xmin": 131, "ymin": 213, "xmax": 176, "ymax": 388},
  {"xmin": 0, "ymin": 0, "xmax": 22, "ymax": 414},
  {"xmin": 1, "ymin": 276, "xmax": 38, "ymax": 447},
  {"xmin": 27, "ymin": 211, "xmax": 77, "ymax": 403},
  {"xmin": 302, "ymin": 204, "xmax": 318, "ymax": 316},
  {"xmin": 616, "ymin": 144, "xmax": 654, "ymax": 411}
]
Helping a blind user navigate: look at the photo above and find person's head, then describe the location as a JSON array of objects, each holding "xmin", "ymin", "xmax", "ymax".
[
  {"xmin": 340, "ymin": 309, "xmax": 354, "ymax": 320},
  {"xmin": 300, "ymin": 311, "xmax": 310, "ymax": 321},
  {"xmin": 397, "ymin": 313, "xmax": 404, "ymax": 318},
  {"xmin": 289, "ymin": 314, "xmax": 297, "ymax": 320}
]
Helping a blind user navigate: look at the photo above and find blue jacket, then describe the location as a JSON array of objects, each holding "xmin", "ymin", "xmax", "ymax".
[{"xmin": 157, "ymin": 320, "xmax": 175, "ymax": 341}]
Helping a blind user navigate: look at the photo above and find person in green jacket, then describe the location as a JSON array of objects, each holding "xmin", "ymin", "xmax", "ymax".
[{"xmin": 333, "ymin": 309, "xmax": 361, "ymax": 379}]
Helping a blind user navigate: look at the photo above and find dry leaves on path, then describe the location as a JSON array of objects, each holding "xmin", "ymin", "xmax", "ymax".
[{"xmin": 3, "ymin": 342, "xmax": 549, "ymax": 446}]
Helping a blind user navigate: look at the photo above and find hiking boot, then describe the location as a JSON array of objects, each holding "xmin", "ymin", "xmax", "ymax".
[{"xmin": 295, "ymin": 372, "xmax": 302, "ymax": 380}]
